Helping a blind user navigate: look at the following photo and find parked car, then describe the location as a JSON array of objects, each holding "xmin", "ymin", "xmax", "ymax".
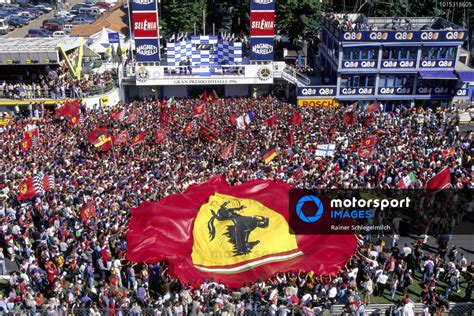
[
  {"xmin": 43, "ymin": 18, "xmax": 65, "ymax": 26},
  {"xmin": 63, "ymin": 24, "xmax": 73, "ymax": 33},
  {"xmin": 78, "ymin": 7, "xmax": 101, "ymax": 16},
  {"xmin": 0, "ymin": 18, "xmax": 8, "ymax": 35},
  {"xmin": 53, "ymin": 30, "xmax": 68, "ymax": 38},
  {"xmin": 42, "ymin": 22, "xmax": 63, "ymax": 32},
  {"xmin": 17, "ymin": 11, "xmax": 34, "ymax": 21},
  {"xmin": 95, "ymin": 2, "xmax": 111, "ymax": 9},
  {"xmin": 71, "ymin": 16, "xmax": 93, "ymax": 25},
  {"xmin": 8, "ymin": 15, "xmax": 25, "ymax": 27},
  {"xmin": 69, "ymin": 4, "xmax": 83, "ymax": 14},
  {"xmin": 35, "ymin": 4, "xmax": 53, "ymax": 12},
  {"xmin": 27, "ymin": 28, "xmax": 51, "ymax": 37}
]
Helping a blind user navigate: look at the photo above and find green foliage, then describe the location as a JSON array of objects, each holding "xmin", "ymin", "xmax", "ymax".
[
  {"xmin": 276, "ymin": 0, "xmax": 323, "ymax": 42},
  {"xmin": 161, "ymin": 0, "xmax": 207, "ymax": 35}
]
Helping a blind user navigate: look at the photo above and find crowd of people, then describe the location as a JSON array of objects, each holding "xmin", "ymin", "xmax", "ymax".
[
  {"xmin": 0, "ymin": 96, "xmax": 473, "ymax": 315},
  {"xmin": 0, "ymin": 68, "xmax": 116, "ymax": 101}
]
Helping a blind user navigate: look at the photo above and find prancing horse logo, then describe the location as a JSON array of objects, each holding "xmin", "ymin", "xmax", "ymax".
[{"xmin": 208, "ymin": 201, "xmax": 269, "ymax": 256}]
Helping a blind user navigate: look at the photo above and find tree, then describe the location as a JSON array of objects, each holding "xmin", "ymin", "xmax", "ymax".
[
  {"xmin": 275, "ymin": 0, "xmax": 324, "ymax": 43},
  {"xmin": 161, "ymin": 0, "xmax": 207, "ymax": 36}
]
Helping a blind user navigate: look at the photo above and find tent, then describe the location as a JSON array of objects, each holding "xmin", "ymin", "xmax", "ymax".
[{"xmin": 88, "ymin": 27, "xmax": 126, "ymax": 54}]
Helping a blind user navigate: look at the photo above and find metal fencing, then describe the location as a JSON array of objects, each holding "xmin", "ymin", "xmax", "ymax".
[
  {"xmin": 0, "ymin": 80, "xmax": 117, "ymax": 101},
  {"xmin": 2, "ymin": 303, "xmax": 472, "ymax": 316}
]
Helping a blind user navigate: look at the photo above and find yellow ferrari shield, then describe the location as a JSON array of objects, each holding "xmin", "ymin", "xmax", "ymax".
[
  {"xmin": 192, "ymin": 193, "xmax": 301, "ymax": 273},
  {"xmin": 20, "ymin": 184, "xmax": 28, "ymax": 194}
]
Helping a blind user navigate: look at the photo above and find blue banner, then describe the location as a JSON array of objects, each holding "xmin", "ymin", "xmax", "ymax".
[
  {"xmin": 339, "ymin": 87, "xmax": 375, "ymax": 96},
  {"xmin": 250, "ymin": 37, "xmax": 274, "ymax": 61},
  {"xmin": 250, "ymin": 0, "xmax": 275, "ymax": 11},
  {"xmin": 108, "ymin": 32, "xmax": 120, "ymax": 44},
  {"xmin": 297, "ymin": 86, "xmax": 337, "ymax": 97},
  {"xmin": 341, "ymin": 60, "xmax": 377, "ymax": 69},
  {"xmin": 131, "ymin": 0, "xmax": 157, "ymax": 11},
  {"xmin": 135, "ymin": 38, "xmax": 160, "ymax": 62},
  {"xmin": 378, "ymin": 87, "xmax": 412, "ymax": 95},
  {"xmin": 340, "ymin": 30, "xmax": 467, "ymax": 43}
]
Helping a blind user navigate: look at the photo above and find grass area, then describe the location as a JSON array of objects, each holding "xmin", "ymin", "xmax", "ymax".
[{"xmin": 369, "ymin": 272, "xmax": 468, "ymax": 304}]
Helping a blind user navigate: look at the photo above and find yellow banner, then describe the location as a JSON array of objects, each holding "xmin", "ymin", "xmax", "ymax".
[
  {"xmin": 298, "ymin": 99, "xmax": 338, "ymax": 108},
  {"xmin": 192, "ymin": 193, "xmax": 300, "ymax": 272}
]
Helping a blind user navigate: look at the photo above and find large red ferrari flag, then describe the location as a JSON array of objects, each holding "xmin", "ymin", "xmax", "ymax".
[{"xmin": 126, "ymin": 176, "xmax": 357, "ymax": 287}]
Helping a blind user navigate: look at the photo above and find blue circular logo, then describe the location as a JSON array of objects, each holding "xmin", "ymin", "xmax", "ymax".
[{"xmin": 296, "ymin": 195, "xmax": 324, "ymax": 223}]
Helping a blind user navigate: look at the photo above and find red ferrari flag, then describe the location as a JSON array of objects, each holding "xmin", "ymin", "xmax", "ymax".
[
  {"xmin": 68, "ymin": 114, "xmax": 83, "ymax": 128},
  {"xmin": 426, "ymin": 166, "xmax": 451, "ymax": 190},
  {"xmin": 80, "ymin": 202, "xmax": 96, "ymax": 222},
  {"xmin": 125, "ymin": 110, "xmax": 139, "ymax": 123},
  {"xmin": 183, "ymin": 123, "xmax": 193, "ymax": 134},
  {"xmin": 17, "ymin": 178, "xmax": 35, "ymax": 200},
  {"xmin": 361, "ymin": 135, "xmax": 376, "ymax": 147},
  {"xmin": 442, "ymin": 147, "xmax": 455, "ymax": 159},
  {"xmin": 287, "ymin": 129, "xmax": 294, "ymax": 147},
  {"xmin": 112, "ymin": 131, "xmax": 130, "ymax": 145},
  {"xmin": 201, "ymin": 90, "xmax": 208, "ymax": 102},
  {"xmin": 126, "ymin": 176, "xmax": 358, "ymax": 287},
  {"xmin": 363, "ymin": 114, "xmax": 374, "ymax": 126},
  {"xmin": 372, "ymin": 129, "xmax": 386, "ymax": 137},
  {"xmin": 343, "ymin": 112, "xmax": 354, "ymax": 126},
  {"xmin": 88, "ymin": 127, "xmax": 113, "ymax": 151},
  {"xmin": 357, "ymin": 147, "xmax": 373, "ymax": 159},
  {"xmin": 193, "ymin": 104, "xmax": 206, "ymax": 116},
  {"xmin": 131, "ymin": 132, "xmax": 146, "ymax": 146},
  {"xmin": 263, "ymin": 115, "xmax": 278, "ymax": 127},
  {"xmin": 289, "ymin": 112, "xmax": 302, "ymax": 126},
  {"xmin": 56, "ymin": 100, "xmax": 79, "ymax": 118},
  {"xmin": 111, "ymin": 110, "xmax": 126, "ymax": 121},
  {"xmin": 19, "ymin": 137, "xmax": 35, "ymax": 151},
  {"xmin": 229, "ymin": 113, "xmax": 237, "ymax": 126},
  {"xmin": 198, "ymin": 126, "xmax": 217, "ymax": 142},
  {"xmin": 208, "ymin": 90, "xmax": 218, "ymax": 102},
  {"xmin": 220, "ymin": 143, "xmax": 234, "ymax": 159},
  {"xmin": 365, "ymin": 101, "xmax": 378, "ymax": 113},
  {"xmin": 155, "ymin": 129, "xmax": 167, "ymax": 143},
  {"xmin": 17, "ymin": 174, "xmax": 54, "ymax": 201},
  {"xmin": 24, "ymin": 127, "xmax": 39, "ymax": 139}
]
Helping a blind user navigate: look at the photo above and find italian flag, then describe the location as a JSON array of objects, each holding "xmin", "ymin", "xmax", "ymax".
[
  {"xmin": 166, "ymin": 96, "xmax": 175, "ymax": 107},
  {"xmin": 398, "ymin": 172, "xmax": 416, "ymax": 189}
]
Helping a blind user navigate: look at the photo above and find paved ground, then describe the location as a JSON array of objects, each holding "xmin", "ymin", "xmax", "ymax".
[{"xmin": 0, "ymin": 0, "xmax": 83, "ymax": 38}]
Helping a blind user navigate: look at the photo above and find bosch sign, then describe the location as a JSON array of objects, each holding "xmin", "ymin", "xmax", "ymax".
[
  {"xmin": 250, "ymin": 11, "xmax": 275, "ymax": 37},
  {"xmin": 297, "ymin": 99, "xmax": 339, "ymax": 108},
  {"xmin": 132, "ymin": 12, "xmax": 159, "ymax": 38}
]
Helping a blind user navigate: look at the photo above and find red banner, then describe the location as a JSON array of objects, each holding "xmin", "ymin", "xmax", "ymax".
[
  {"xmin": 126, "ymin": 176, "xmax": 357, "ymax": 287},
  {"xmin": 250, "ymin": 11, "xmax": 275, "ymax": 37},
  {"xmin": 133, "ymin": 12, "xmax": 159, "ymax": 38}
]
